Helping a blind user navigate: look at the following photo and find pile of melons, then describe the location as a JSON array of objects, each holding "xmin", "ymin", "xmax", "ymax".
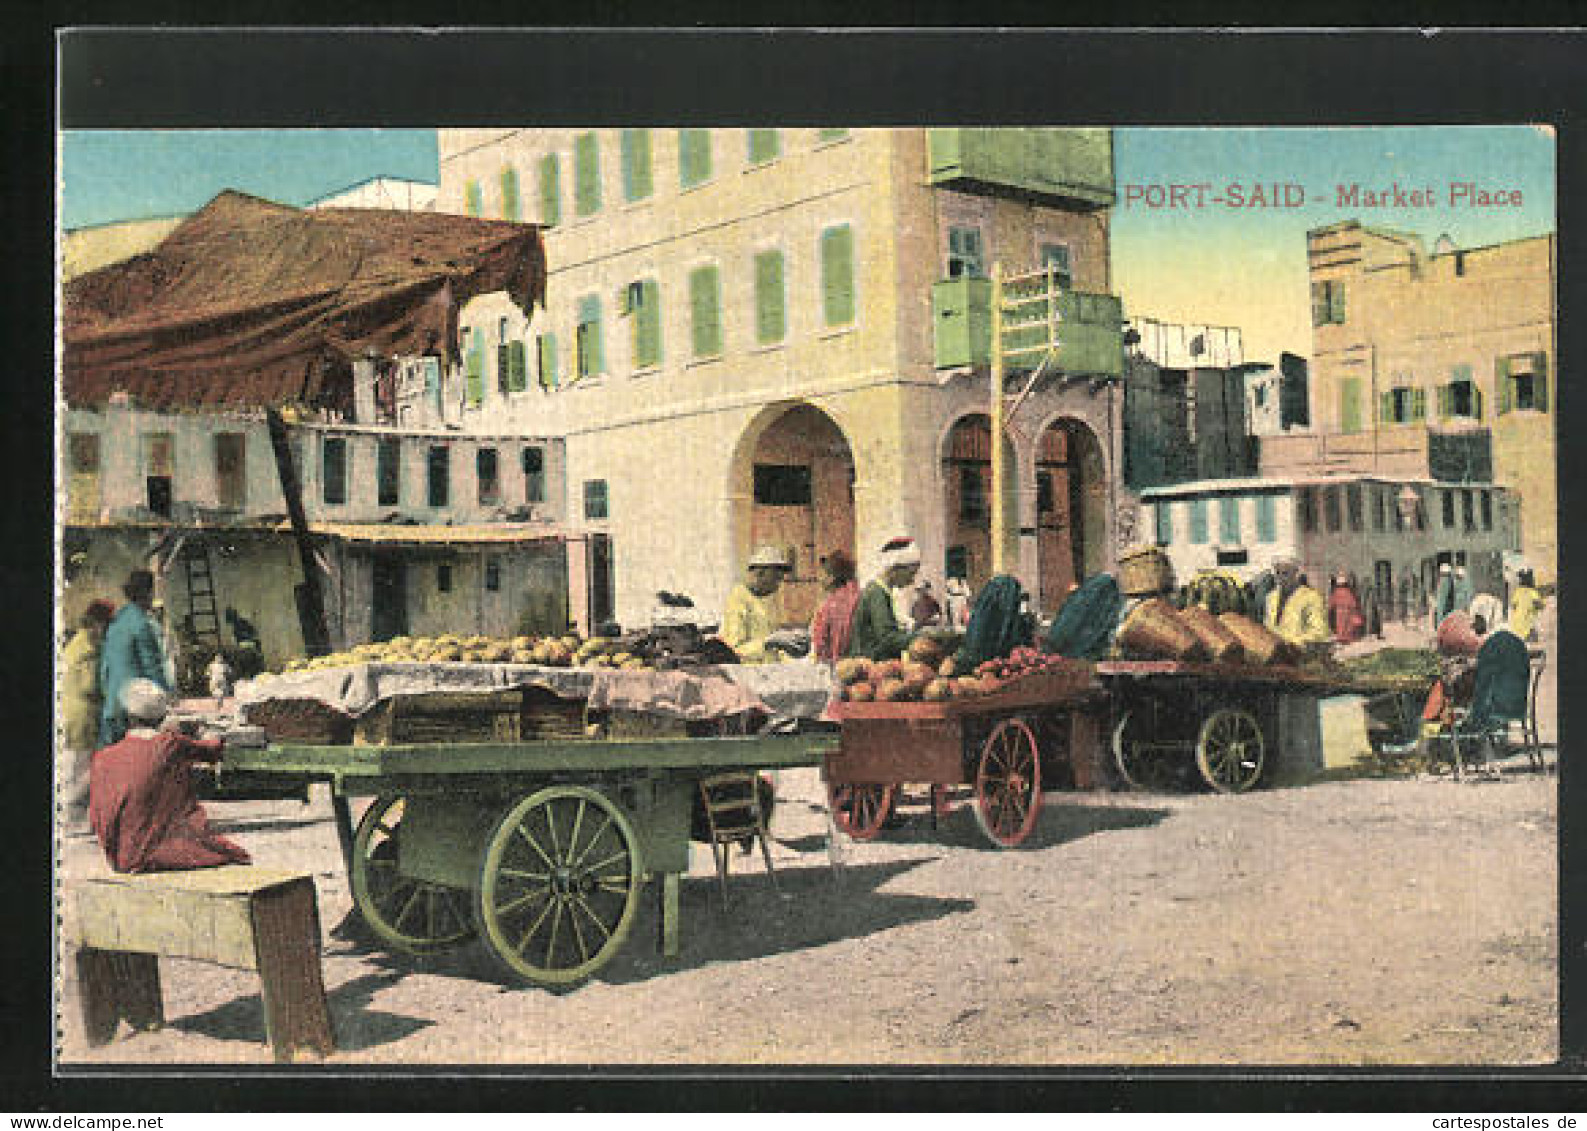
[
  {"xmin": 835, "ymin": 639, "xmax": 1075, "ymax": 703},
  {"xmin": 274, "ymin": 634, "xmax": 650, "ymax": 674}
]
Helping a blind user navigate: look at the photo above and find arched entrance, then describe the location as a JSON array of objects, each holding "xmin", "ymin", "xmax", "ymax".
[
  {"xmin": 730, "ymin": 403, "xmax": 856, "ymax": 625},
  {"xmin": 1036, "ymin": 418, "xmax": 1108, "ymax": 613},
  {"xmin": 941, "ymin": 414, "xmax": 994, "ymax": 593}
]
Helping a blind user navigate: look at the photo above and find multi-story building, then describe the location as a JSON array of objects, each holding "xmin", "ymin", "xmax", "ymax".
[
  {"xmin": 307, "ymin": 176, "xmax": 438, "ymax": 212},
  {"xmin": 433, "ymin": 127, "xmax": 1126, "ymax": 625},
  {"xmin": 1262, "ymin": 221, "xmax": 1556, "ymax": 581}
]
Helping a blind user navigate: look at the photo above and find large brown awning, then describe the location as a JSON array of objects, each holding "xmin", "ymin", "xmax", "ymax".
[{"xmin": 62, "ymin": 190, "xmax": 546, "ymax": 411}]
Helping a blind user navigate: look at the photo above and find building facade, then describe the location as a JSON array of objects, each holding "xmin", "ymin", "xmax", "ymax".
[
  {"xmin": 1264, "ymin": 221, "xmax": 1556, "ymax": 581},
  {"xmin": 432, "ymin": 128, "xmax": 1127, "ymax": 625}
]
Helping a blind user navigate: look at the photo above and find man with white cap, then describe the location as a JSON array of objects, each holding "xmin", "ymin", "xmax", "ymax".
[
  {"xmin": 89, "ymin": 678, "xmax": 250, "ymax": 874},
  {"xmin": 718, "ymin": 544, "xmax": 796, "ymax": 664},
  {"xmin": 846, "ymin": 535, "xmax": 922, "ymax": 660}
]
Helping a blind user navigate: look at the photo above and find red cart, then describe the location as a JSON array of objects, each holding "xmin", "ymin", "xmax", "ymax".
[{"xmin": 823, "ymin": 663, "xmax": 1105, "ymax": 849}]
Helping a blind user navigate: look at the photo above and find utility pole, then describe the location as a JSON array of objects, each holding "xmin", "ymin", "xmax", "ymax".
[{"xmin": 990, "ymin": 260, "xmax": 1007, "ymax": 575}]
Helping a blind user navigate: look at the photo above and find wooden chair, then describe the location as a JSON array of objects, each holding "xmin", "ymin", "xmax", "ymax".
[
  {"xmin": 697, "ymin": 772, "xmax": 777, "ymax": 907},
  {"xmin": 1450, "ymin": 649, "xmax": 1548, "ymax": 779}
]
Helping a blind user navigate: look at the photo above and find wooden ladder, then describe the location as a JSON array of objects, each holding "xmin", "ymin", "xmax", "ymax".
[{"xmin": 181, "ymin": 541, "xmax": 223, "ymax": 651}]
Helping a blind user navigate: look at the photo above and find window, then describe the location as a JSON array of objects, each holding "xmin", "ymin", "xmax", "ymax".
[
  {"xmin": 689, "ymin": 265, "xmax": 722, "ymax": 358},
  {"xmin": 576, "ymin": 295, "xmax": 604, "ymax": 378},
  {"xmin": 628, "ymin": 278, "xmax": 662, "ymax": 369},
  {"xmin": 1255, "ymin": 495, "xmax": 1277, "ymax": 543},
  {"xmin": 1346, "ymin": 484, "xmax": 1363, "ymax": 532},
  {"xmin": 1372, "ymin": 486, "xmax": 1386, "ymax": 532},
  {"xmin": 947, "ymin": 226, "xmax": 984, "ymax": 279},
  {"xmin": 437, "ymin": 564, "xmax": 453, "ymax": 593},
  {"xmin": 427, "ymin": 445, "xmax": 450, "ymax": 507},
  {"xmin": 1441, "ymin": 489, "xmax": 1456, "ymax": 529},
  {"xmin": 420, "ymin": 356, "xmax": 443, "ymax": 416},
  {"xmin": 477, "ymin": 448, "xmax": 500, "ymax": 506},
  {"xmin": 747, "ymin": 129, "xmax": 780, "ymax": 165},
  {"xmin": 621, "ymin": 129, "xmax": 653, "ymax": 202},
  {"xmin": 678, "ymin": 129, "xmax": 712, "ymax": 188},
  {"xmin": 377, "ymin": 439, "xmax": 401, "ymax": 507},
  {"xmin": 1440, "ymin": 364, "xmax": 1482, "ymax": 420},
  {"xmin": 945, "ymin": 545, "xmax": 969, "ymax": 580},
  {"xmin": 754, "ymin": 250, "xmax": 786, "ymax": 345},
  {"xmin": 1155, "ymin": 502, "xmax": 1173, "ymax": 545},
  {"xmin": 1188, "ymin": 499, "xmax": 1209, "ymax": 544},
  {"xmin": 322, "ymin": 437, "xmax": 348, "ymax": 506},
  {"xmin": 574, "ymin": 131, "xmax": 601, "ymax": 217},
  {"xmin": 583, "ymin": 479, "xmax": 609, "ymax": 520},
  {"xmin": 1311, "ymin": 279, "xmax": 1346, "ymax": 326},
  {"xmin": 1379, "ymin": 385, "xmax": 1426, "ymax": 425},
  {"xmin": 816, "ymin": 129, "xmax": 849, "ymax": 143},
  {"xmin": 502, "ymin": 339, "xmax": 527, "ymax": 392},
  {"xmin": 499, "ymin": 167, "xmax": 520, "ymax": 220},
  {"xmin": 538, "ymin": 153, "xmax": 561, "ymax": 227},
  {"xmin": 753, "ymin": 464, "xmax": 812, "ymax": 506},
  {"xmin": 1039, "ymin": 243, "xmax": 1073, "ymax": 289},
  {"xmin": 1338, "ymin": 377, "xmax": 1364, "ymax": 434},
  {"xmin": 1497, "ymin": 351, "xmax": 1550, "ymax": 414},
  {"xmin": 522, "ymin": 446, "xmax": 545, "ymax": 503},
  {"xmin": 1323, "ymin": 486, "xmax": 1341, "ymax": 533},
  {"xmin": 484, "ymin": 556, "xmax": 501, "ymax": 592},
  {"xmin": 465, "ymin": 335, "xmax": 485, "ymax": 405},
  {"xmin": 214, "ymin": 433, "xmax": 246, "ymax": 509},
  {"xmin": 143, "ymin": 432, "xmax": 174, "ymax": 517},
  {"xmin": 960, "ymin": 466, "xmax": 987, "ymax": 523},
  {"xmin": 464, "ymin": 180, "xmax": 482, "ymax": 217},
  {"xmin": 68, "ymin": 432, "xmax": 101, "ymax": 519},
  {"xmin": 1461, "ymin": 489, "xmax": 1476, "ymax": 533},
  {"xmin": 1481, "ymin": 490, "xmax": 1493, "ymax": 531},
  {"xmin": 1299, "ymin": 487, "xmax": 1318, "ymax": 534},
  {"xmin": 1218, "ymin": 497, "xmax": 1240, "ymax": 543},
  {"xmin": 536, "ymin": 333, "xmax": 559, "ymax": 390},
  {"xmin": 820, "ymin": 224, "xmax": 856, "ymax": 328}
]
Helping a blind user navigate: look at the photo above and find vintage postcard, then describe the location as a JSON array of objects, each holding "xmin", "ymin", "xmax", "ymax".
[{"xmin": 55, "ymin": 96, "xmax": 1558, "ymax": 1067}]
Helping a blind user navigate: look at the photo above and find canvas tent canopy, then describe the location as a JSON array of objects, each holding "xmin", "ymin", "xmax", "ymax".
[{"xmin": 62, "ymin": 190, "xmax": 547, "ymax": 411}]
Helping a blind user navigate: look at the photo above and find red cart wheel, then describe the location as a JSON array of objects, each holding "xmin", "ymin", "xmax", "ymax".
[
  {"xmin": 827, "ymin": 782, "xmax": 896, "ymax": 841},
  {"xmin": 974, "ymin": 717, "xmax": 1043, "ymax": 848}
]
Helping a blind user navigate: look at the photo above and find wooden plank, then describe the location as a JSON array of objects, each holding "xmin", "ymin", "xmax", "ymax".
[
  {"xmin": 659, "ymin": 872, "xmax": 680, "ymax": 958},
  {"xmin": 250, "ymin": 880, "xmax": 335, "ymax": 1062},
  {"xmin": 76, "ymin": 949, "xmax": 163, "ymax": 1046}
]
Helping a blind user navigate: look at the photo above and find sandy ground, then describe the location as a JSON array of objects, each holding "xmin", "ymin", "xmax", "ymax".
[{"xmin": 55, "ymin": 607, "xmax": 1558, "ymax": 1067}]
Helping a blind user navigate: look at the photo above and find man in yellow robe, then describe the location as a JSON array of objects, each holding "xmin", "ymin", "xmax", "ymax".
[
  {"xmin": 1264, "ymin": 559, "xmax": 1332, "ymax": 647},
  {"xmin": 719, "ymin": 545, "xmax": 794, "ymax": 664}
]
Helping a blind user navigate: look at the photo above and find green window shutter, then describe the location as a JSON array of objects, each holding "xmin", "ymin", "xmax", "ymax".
[
  {"xmin": 1154, "ymin": 503, "xmax": 1172, "ymax": 545},
  {"xmin": 1255, "ymin": 495, "xmax": 1277, "ymax": 544},
  {"xmin": 574, "ymin": 132, "xmax": 601, "ymax": 216},
  {"xmin": 1473, "ymin": 384, "xmax": 1484, "ymax": 420},
  {"xmin": 821, "ymin": 224, "xmax": 855, "ymax": 327},
  {"xmin": 1411, "ymin": 387, "xmax": 1426, "ymax": 422},
  {"xmin": 679, "ymin": 129, "xmax": 712, "ymax": 188},
  {"xmin": 747, "ymin": 129, "xmax": 780, "ymax": 164},
  {"xmin": 621, "ymin": 129, "xmax": 653, "ymax": 202},
  {"xmin": 633, "ymin": 279, "xmax": 662, "ymax": 368},
  {"xmin": 464, "ymin": 180, "xmax": 482, "ymax": 217},
  {"xmin": 754, "ymin": 250, "xmax": 786, "ymax": 344},
  {"xmin": 1311, "ymin": 283, "xmax": 1329, "ymax": 328},
  {"xmin": 538, "ymin": 154, "xmax": 561, "ymax": 227},
  {"xmin": 465, "ymin": 347, "xmax": 484, "ymax": 405},
  {"xmin": 507, "ymin": 340, "xmax": 527, "ymax": 391},
  {"xmin": 497, "ymin": 343, "xmax": 510, "ymax": 392},
  {"xmin": 1218, "ymin": 497, "xmax": 1240, "ymax": 543},
  {"xmin": 689, "ymin": 265, "xmax": 722, "ymax": 357},
  {"xmin": 1437, "ymin": 383, "xmax": 1452, "ymax": 419},
  {"xmin": 537, "ymin": 334, "xmax": 558, "ymax": 390},
  {"xmin": 1329, "ymin": 281, "xmax": 1346, "ymax": 324},
  {"xmin": 500, "ymin": 167, "xmax": 520, "ymax": 220},
  {"xmin": 1535, "ymin": 351, "xmax": 1549, "ymax": 413},
  {"xmin": 1338, "ymin": 377, "xmax": 1362, "ymax": 434},
  {"xmin": 576, "ymin": 296, "xmax": 604, "ymax": 376},
  {"xmin": 1189, "ymin": 499, "xmax": 1208, "ymax": 545},
  {"xmin": 1496, "ymin": 357, "xmax": 1512, "ymax": 414},
  {"xmin": 817, "ymin": 129, "xmax": 849, "ymax": 142}
]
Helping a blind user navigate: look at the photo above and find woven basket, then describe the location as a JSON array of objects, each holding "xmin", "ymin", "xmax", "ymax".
[
  {"xmin": 1118, "ymin": 545, "xmax": 1174, "ymax": 596},
  {"xmin": 1176, "ymin": 605, "xmax": 1245, "ymax": 664},
  {"xmin": 1217, "ymin": 612, "xmax": 1293, "ymax": 666},
  {"xmin": 241, "ymin": 698, "xmax": 354, "ymax": 745},
  {"xmin": 1118, "ymin": 599, "xmax": 1206, "ymax": 660}
]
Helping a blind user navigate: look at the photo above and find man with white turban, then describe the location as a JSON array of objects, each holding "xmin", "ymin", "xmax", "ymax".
[
  {"xmin": 89, "ymin": 678, "xmax": 251, "ymax": 873},
  {"xmin": 846, "ymin": 536, "xmax": 923, "ymax": 661}
]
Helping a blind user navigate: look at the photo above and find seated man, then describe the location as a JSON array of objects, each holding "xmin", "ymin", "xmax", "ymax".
[
  {"xmin": 1264, "ymin": 559, "xmax": 1332, "ymax": 649},
  {"xmin": 846, "ymin": 536, "xmax": 922, "ymax": 661},
  {"xmin": 89, "ymin": 678, "xmax": 251, "ymax": 874},
  {"xmin": 718, "ymin": 545, "xmax": 796, "ymax": 664}
]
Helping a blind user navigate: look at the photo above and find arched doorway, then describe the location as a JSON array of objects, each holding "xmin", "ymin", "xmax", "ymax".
[
  {"xmin": 1036, "ymin": 418, "xmax": 1108, "ymax": 613},
  {"xmin": 731, "ymin": 403, "xmax": 856, "ymax": 625},
  {"xmin": 942, "ymin": 414, "xmax": 994, "ymax": 594}
]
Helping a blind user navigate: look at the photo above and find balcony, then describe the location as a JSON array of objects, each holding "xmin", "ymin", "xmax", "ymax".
[
  {"xmin": 932, "ymin": 276, "xmax": 1125, "ymax": 378},
  {"xmin": 927, "ymin": 129, "xmax": 1115, "ymax": 210}
]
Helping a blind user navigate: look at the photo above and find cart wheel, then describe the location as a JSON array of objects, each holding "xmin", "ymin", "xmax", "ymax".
[
  {"xmin": 350, "ymin": 795, "xmax": 476, "ymax": 954},
  {"xmin": 973, "ymin": 717, "xmax": 1043, "ymax": 848},
  {"xmin": 1111, "ymin": 709, "xmax": 1181, "ymax": 793},
  {"xmin": 827, "ymin": 782, "xmax": 895, "ymax": 841},
  {"xmin": 474, "ymin": 785, "xmax": 643, "ymax": 986},
  {"xmin": 1195, "ymin": 708, "xmax": 1266, "ymax": 794}
]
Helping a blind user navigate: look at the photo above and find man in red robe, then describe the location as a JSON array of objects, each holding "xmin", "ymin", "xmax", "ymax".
[{"xmin": 89, "ymin": 678, "xmax": 251, "ymax": 874}]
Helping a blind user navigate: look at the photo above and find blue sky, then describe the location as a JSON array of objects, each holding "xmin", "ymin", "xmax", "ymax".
[{"xmin": 60, "ymin": 126, "xmax": 1555, "ymax": 362}]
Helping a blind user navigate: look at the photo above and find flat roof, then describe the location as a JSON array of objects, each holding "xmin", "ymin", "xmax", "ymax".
[{"xmin": 1140, "ymin": 475, "xmax": 1500, "ymax": 498}]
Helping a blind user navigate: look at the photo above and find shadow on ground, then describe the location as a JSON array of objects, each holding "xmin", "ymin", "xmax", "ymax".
[
  {"xmin": 803, "ymin": 791, "xmax": 1173, "ymax": 853},
  {"xmin": 170, "ymin": 969, "xmax": 431, "ymax": 1052}
]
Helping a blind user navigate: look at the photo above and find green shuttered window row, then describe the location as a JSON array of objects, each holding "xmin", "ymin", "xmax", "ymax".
[
  {"xmin": 539, "ymin": 154, "xmax": 561, "ymax": 227},
  {"xmin": 679, "ymin": 129, "xmax": 712, "ymax": 189},
  {"xmin": 754, "ymin": 250, "xmax": 786, "ymax": 344},
  {"xmin": 821, "ymin": 224, "xmax": 855, "ymax": 327},
  {"xmin": 622, "ymin": 129, "xmax": 653, "ymax": 202},
  {"xmin": 575, "ymin": 132, "xmax": 602, "ymax": 217},
  {"xmin": 690, "ymin": 265, "xmax": 722, "ymax": 358}
]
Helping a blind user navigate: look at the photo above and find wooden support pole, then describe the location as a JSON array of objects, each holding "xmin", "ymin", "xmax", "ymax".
[{"xmin": 990, "ymin": 261, "xmax": 1008, "ymax": 576}]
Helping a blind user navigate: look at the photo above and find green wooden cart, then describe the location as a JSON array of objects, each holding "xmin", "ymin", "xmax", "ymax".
[{"xmin": 217, "ymin": 733, "xmax": 832, "ymax": 987}]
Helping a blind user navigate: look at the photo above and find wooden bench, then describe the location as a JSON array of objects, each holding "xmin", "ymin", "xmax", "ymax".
[{"xmin": 71, "ymin": 866, "xmax": 335, "ymax": 1062}]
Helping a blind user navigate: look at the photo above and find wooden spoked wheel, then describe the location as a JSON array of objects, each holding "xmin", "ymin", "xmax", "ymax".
[
  {"xmin": 474, "ymin": 785, "xmax": 643, "ymax": 986},
  {"xmin": 1111, "ymin": 709, "xmax": 1181, "ymax": 793},
  {"xmin": 973, "ymin": 717, "xmax": 1043, "ymax": 848},
  {"xmin": 827, "ymin": 782, "xmax": 896, "ymax": 841},
  {"xmin": 1195, "ymin": 708, "xmax": 1266, "ymax": 794},
  {"xmin": 350, "ymin": 795, "xmax": 476, "ymax": 954}
]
